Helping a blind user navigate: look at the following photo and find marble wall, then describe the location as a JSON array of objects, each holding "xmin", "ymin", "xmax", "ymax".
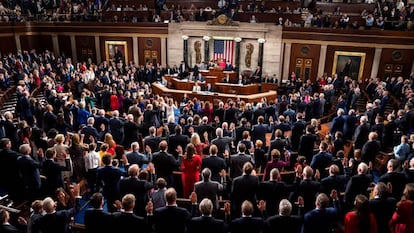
[{"xmin": 167, "ymin": 22, "xmax": 283, "ymax": 79}]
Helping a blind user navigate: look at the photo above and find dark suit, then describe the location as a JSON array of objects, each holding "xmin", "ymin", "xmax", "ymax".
[
  {"xmin": 379, "ymin": 172, "xmax": 407, "ymax": 200},
  {"xmin": 112, "ymin": 212, "xmax": 150, "ymax": 233},
  {"xmin": 109, "ymin": 117, "xmax": 125, "ymax": 145},
  {"xmin": 330, "ymin": 115, "xmax": 345, "ymax": 135},
  {"xmin": 291, "ymin": 120, "xmax": 306, "ymax": 151},
  {"xmin": 188, "ymin": 216, "xmax": 228, "ymax": 233},
  {"xmin": 0, "ymin": 148, "xmax": 21, "ymax": 199},
  {"xmin": 231, "ymin": 216, "xmax": 265, "ymax": 233},
  {"xmin": 84, "ymin": 209, "xmax": 113, "ymax": 233},
  {"xmin": 251, "ymin": 123, "xmax": 271, "ymax": 145},
  {"xmin": 81, "ymin": 125, "xmax": 99, "ymax": 144},
  {"xmin": 42, "ymin": 158, "xmax": 71, "ymax": 196},
  {"xmin": 224, "ymin": 107, "xmax": 238, "ymax": 125},
  {"xmin": 229, "ymin": 153, "xmax": 253, "ymax": 179},
  {"xmin": 201, "ymin": 156, "xmax": 227, "ymax": 182},
  {"xmin": 96, "ymin": 165, "xmax": 124, "ymax": 211},
  {"xmin": 123, "ymin": 121, "xmax": 140, "ymax": 148},
  {"xmin": 16, "ymin": 155, "xmax": 43, "ymax": 200},
  {"xmin": 152, "ymin": 205, "xmax": 193, "ymax": 233},
  {"xmin": 320, "ymin": 175, "xmax": 347, "ymax": 196},
  {"xmin": 231, "ymin": 175, "xmax": 259, "ymax": 218},
  {"xmin": 310, "ymin": 152, "xmax": 332, "ymax": 179},
  {"xmin": 168, "ymin": 133, "xmax": 190, "ymax": 159},
  {"xmin": 94, "ymin": 115, "xmax": 109, "ymax": 133},
  {"xmin": 291, "ymin": 179, "xmax": 320, "ymax": 213},
  {"xmin": 211, "ymin": 137, "xmax": 233, "ymax": 158},
  {"xmin": 0, "ymin": 224, "xmax": 22, "ymax": 233},
  {"xmin": 298, "ymin": 134, "xmax": 317, "ymax": 162},
  {"xmin": 126, "ymin": 151, "xmax": 149, "ymax": 168},
  {"xmin": 361, "ymin": 140, "xmax": 381, "ymax": 164},
  {"xmin": 119, "ymin": 176, "xmax": 154, "ymax": 216},
  {"xmin": 369, "ymin": 197, "xmax": 397, "ymax": 233},
  {"xmin": 235, "ymin": 125, "xmax": 250, "ymax": 144},
  {"xmin": 265, "ymin": 215, "xmax": 302, "ymax": 233},
  {"xmin": 258, "ymin": 181, "xmax": 288, "ymax": 216},
  {"xmin": 301, "ymin": 201, "xmax": 340, "ymax": 233},
  {"xmin": 353, "ymin": 123, "xmax": 370, "ymax": 150},
  {"xmin": 151, "ymin": 151, "xmax": 181, "ymax": 187},
  {"xmin": 344, "ymin": 173, "xmax": 372, "ymax": 208},
  {"xmin": 32, "ymin": 197, "xmax": 81, "ymax": 233},
  {"xmin": 144, "ymin": 135, "xmax": 162, "ymax": 153},
  {"xmin": 194, "ymin": 180, "xmax": 223, "ymax": 211}
]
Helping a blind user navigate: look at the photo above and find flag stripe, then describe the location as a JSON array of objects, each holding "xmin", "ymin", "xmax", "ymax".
[{"xmin": 213, "ymin": 40, "xmax": 234, "ymax": 64}]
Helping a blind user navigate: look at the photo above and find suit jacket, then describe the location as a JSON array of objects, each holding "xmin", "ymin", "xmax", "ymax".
[
  {"xmin": 302, "ymin": 202, "xmax": 340, "ymax": 233},
  {"xmin": 320, "ymin": 175, "xmax": 347, "ymax": 195},
  {"xmin": 353, "ymin": 123, "xmax": 370, "ymax": 150},
  {"xmin": 84, "ymin": 209, "xmax": 113, "ymax": 233},
  {"xmin": 298, "ymin": 134, "xmax": 317, "ymax": 162},
  {"xmin": 96, "ymin": 165, "xmax": 123, "ymax": 200},
  {"xmin": 0, "ymin": 224, "xmax": 23, "ymax": 233},
  {"xmin": 109, "ymin": 117, "xmax": 125, "ymax": 144},
  {"xmin": 126, "ymin": 151, "xmax": 149, "ymax": 168},
  {"xmin": 231, "ymin": 175, "xmax": 259, "ymax": 218},
  {"xmin": 251, "ymin": 123, "xmax": 271, "ymax": 144},
  {"xmin": 201, "ymin": 156, "xmax": 227, "ymax": 182},
  {"xmin": 379, "ymin": 172, "xmax": 407, "ymax": 200},
  {"xmin": 344, "ymin": 173, "xmax": 372, "ymax": 206},
  {"xmin": 94, "ymin": 115, "xmax": 109, "ymax": 133},
  {"xmin": 231, "ymin": 216, "xmax": 265, "ymax": 233},
  {"xmin": 188, "ymin": 216, "xmax": 228, "ymax": 233},
  {"xmin": 16, "ymin": 155, "xmax": 43, "ymax": 191},
  {"xmin": 81, "ymin": 125, "xmax": 100, "ymax": 144},
  {"xmin": 119, "ymin": 176, "xmax": 154, "ymax": 216},
  {"xmin": 144, "ymin": 135, "xmax": 162, "ymax": 153},
  {"xmin": 123, "ymin": 121, "xmax": 140, "ymax": 148},
  {"xmin": 265, "ymin": 215, "xmax": 302, "ymax": 233},
  {"xmin": 310, "ymin": 151, "xmax": 332, "ymax": 178},
  {"xmin": 258, "ymin": 181, "xmax": 288, "ymax": 216},
  {"xmin": 151, "ymin": 151, "xmax": 181, "ymax": 186},
  {"xmin": 0, "ymin": 148, "xmax": 21, "ymax": 198},
  {"xmin": 211, "ymin": 137, "xmax": 233, "ymax": 158},
  {"xmin": 229, "ymin": 153, "xmax": 253, "ymax": 179},
  {"xmin": 112, "ymin": 212, "xmax": 150, "ymax": 233},
  {"xmin": 330, "ymin": 115, "xmax": 345, "ymax": 135},
  {"xmin": 370, "ymin": 197, "xmax": 397, "ymax": 233},
  {"xmin": 291, "ymin": 179, "xmax": 320, "ymax": 213},
  {"xmin": 291, "ymin": 120, "xmax": 306, "ymax": 151},
  {"xmin": 168, "ymin": 134, "xmax": 190, "ymax": 158},
  {"xmin": 42, "ymin": 158, "xmax": 71, "ymax": 195},
  {"xmin": 152, "ymin": 205, "xmax": 193, "ymax": 233},
  {"xmin": 194, "ymin": 180, "xmax": 223, "ymax": 210}
]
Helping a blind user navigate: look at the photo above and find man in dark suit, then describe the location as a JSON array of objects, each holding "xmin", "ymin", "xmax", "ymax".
[
  {"xmin": 290, "ymin": 113, "xmax": 306, "ymax": 151},
  {"xmin": 194, "ymin": 168, "xmax": 224, "ymax": 212},
  {"xmin": 310, "ymin": 142, "xmax": 333, "ymax": 179},
  {"xmin": 211, "ymin": 128, "xmax": 233, "ymax": 158},
  {"xmin": 144, "ymin": 126, "xmax": 163, "ymax": 153},
  {"xmin": 330, "ymin": 108, "xmax": 345, "ymax": 136},
  {"xmin": 369, "ymin": 182, "xmax": 397, "ymax": 233},
  {"xmin": 0, "ymin": 138, "xmax": 22, "ymax": 200},
  {"xmin": 231, "ymin": 200, "xmax": 265, "ymax": 233},
  {"xmin": 81, "ymin": 117, "xmax": 100, "ymax": 144},
  {"xmin": 301, "ymin": 191, "xmax": 340, "ymax": 233},
  {"xmin": 344, "ymin": 162, "xmax": 373, "ymax": 210},
  {"xmin": 235, "ymin": 119, "xmax": 250, "ymax": 145},
  {"xmin": 361, "ymin": 132, "xmax": 381, "ymax": 166},
  {"xmin": 223, "ymin": 102, "xmax": 238, "ymax": 125},
  {"xmin": 258, "ymin": 168, "xmax": 288, "ymax": 216},
  {"xmin": 231, "ymin": 162, "xmax": 259, "ymax": 219},
  {"xmin": 214, "ymin": 102, "xmax": 225, "ymax": 123},
  {"xmin": 353, "ymin": 115, "xmax": 370, "ymax": 150},
  {"xmin": 150, "ymin": 188, "xmax": 197, "ymax": 233},
  {"xmin": 298, "ymin": 125, "xmax": 318, "ymax": 163},
  {"xmin": 1, "ymin": 112, "xmax": 19, "ymax": 150},
  {"xmin": 251, "ymin": 66, "xmax": 262, "ymax": 83},
  {"xmin": 251, "ymin": 116, "xmax": 272, "ymax": 147},
  {"xmin": 151, "ymin": 140, "xmax": 182, "ymax": 187},
  {"xmin": 97, "ymin": 154, "xmax": 125, "ymax": 212},
  {"xmin": 32, "ymin": 185, "xmax": 82, "ymax": 233},
  {"xmin": 201, "ymin": 145, "xmax": 227, "ymax": 183},
  {"xmin": 42, "ymin": 148, "xmax": 71, "ymax": 196},
  {"xmin": 290, "ymin": 166, "xmax": 320, "ymax": 213},
  {"xmin": 123, "ymin": 114, "xmax": 140, "ymax": 149},
  {"xmin": 94, "ymin": 109, "xmax": 109, "ymax": 137},
  {"xmin": 168, "ymin": 125, "xmax": 190, "ymax": 159},
  {"xmin": 229, "ymin": 144, "xmax": 254, "ymax": 179},
  {"xmin": 84, "ymin": 193, "xmax": 113, "ymax": 233},
  {"xmin": 17, "ymin": 144, "xmax": 43, "ymax": 201},
  {"xmin": 126, "ymin": 142, "xmax": 149, "ymax": 168},
  {"xmin": 195, "ymin": 8, "xmax": 207, "ymax": 21},
  {"xmin": 187, "ymin": 198, "xmax": 229, "ymax": 233},
  {"xmin": 120, "ymin": 164, "xmax": 154, "ymax": 216},
  {"xmin": 265, "ymin": 199, "xmax": 303, "ymax": 233},
  {"xmin": 320, "ymin": 164, "xmax": 347, "ymax": 196},
  {"xmin": 379, "ymin": 159, "xmax": 407, "ymax": 200},
  {"xmin": 108, "ymin": 110, "xmax": 125, "ymax": 145},
  {"xmin": 224, "ymin": 60, "xmax": 233, "ymax": 71},
  {"xmin": 112, "ymin": 194, "xmax": 151, "ymax": 233}
]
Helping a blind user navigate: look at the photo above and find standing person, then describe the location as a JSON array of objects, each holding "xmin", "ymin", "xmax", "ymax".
[
  {"xmin": 84, "ymin": 193, "xmax": 112, "ymax": 233},
  {"xmin": 84, "ymin": 143, "xmax": 100, "ymax": 193},
  {"xmin": 151, "ymin": 140, "xmax": 182, "ymax": 187},
  {"xmin": 389, "ymin": 183, "xmax": 414, "ymax": 233},
  {"xmin": 181, "ymin": 143, "xmax": 202, "ymax": 198},
  {"xmin": 344, "ymin": 195, "xmax": 377, "ymax": 233},
  {"xmin": 17, "ymin": 143, "xmax": 44, "ymax": 201},
  {"xmin": 42, "ymin": 148, "xmax": 71, "ymax": 197}
]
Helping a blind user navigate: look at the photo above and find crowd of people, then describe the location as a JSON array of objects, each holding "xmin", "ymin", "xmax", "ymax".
[{"xmin": 0, "ymin": 48, "xmax": 414, "ymax": 233}]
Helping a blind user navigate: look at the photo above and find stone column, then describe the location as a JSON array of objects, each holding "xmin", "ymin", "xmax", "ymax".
[
  {"xmin": 182, "ymin": 35, "xmax": 189, "ymax": 65},
  {"xmin": 412, "ymin": 59, "xmax": 414, "ymax": 74},
  {"xmin": 318, "ymin": 45, "xmax": 327, "ymax": 77},
  {"xmin": 257, "ymin": 38, "xmax": 265, "ymax": 68},
  {"xmin": 282, "ymin": 42, "xmax": 292, "ymax": 80},
  {"xmin": 133, "ymin": 37, "xmax": 139, "ymax": 65},
  {"xmin": 15, "ymin": 35, "xmax": 21, "ymax": 52},
  {"xmin": 371, "ymin": 48, "xmax": 382, "ymax": 79},
  {"xmin": 52, "ymin": 35, "xmax": 60, "ymax": 56},
  {"xmin": 203, "ymin": 36, "xmax": 210, "ymax": 63},
  {"xmin": 235, "ymin": 37, "xmax": 242, "ymax": 75},
  {"xmin": 70, "ymin": 35, "xmax": 77, "ymax": 62},
  {"xmin": 95, "ymin": 36, "xmax": 101, "ymax": 64},
  {"xmin": 161, "ymin": 37, "xmax": 167, "ymax": 66}
]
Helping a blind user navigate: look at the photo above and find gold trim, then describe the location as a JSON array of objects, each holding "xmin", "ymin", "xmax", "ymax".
[
  {"xmin": 105, "ymin": 40, "xmax": 128, "ymax": 63},
  {"xmin": 282, "ymin": 39, "xmax": 414, "ymax": 49},
  {"xmin": 332, "ymin": 51, "xmax": 366, "ymax": 81}
]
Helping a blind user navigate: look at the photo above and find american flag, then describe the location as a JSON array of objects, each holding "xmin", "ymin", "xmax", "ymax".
[{"xmin": 213, "ymin": 40, "xmax": 234, "ymax": 64}]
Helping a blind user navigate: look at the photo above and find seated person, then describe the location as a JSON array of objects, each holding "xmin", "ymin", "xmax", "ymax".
[
  {"xmin": 203, "ymin": 83, "xmax": 214, "ymax": 92},
  {"xmin": 192, "ymin": 81, "xmax": 202, "ymax": 92},
  {"xmin": 224, "ymin": 60, "xmax": 233, "ymax": 71},
  {"xmin": 193, "ymin": 73, "xmax": 205, "ymax": 82},
  {"xmin": 223, "ymin": 74, "xmax": 231, "ymax": 83},
  {"xmin": 250, "ymin": 66, "xmax": 262, "ymax": 83},
  {"xmin": 218, "ymin": 59, "xmax": 226, "ymax": 69},
  {"xmin": 236, "ymin": 74, "xmax": 247, "ymax": 85}
]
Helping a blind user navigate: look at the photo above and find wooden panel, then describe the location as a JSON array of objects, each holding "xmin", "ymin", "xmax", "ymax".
[
  {"xmin": 289, "ymin": 43, "xmax": 321, "ymax": 82},
  {"xmin": 0, "ymin": 36, "xmax": 16, "ymax": 55},
  {"xmin": 138, "ymin": 37, "xmax": 161, "ymax": 65},
  {"xmin": 58, "ymin": 35, "xmax": 72, "ymax": 58},
  {"xmin": 378, "ymin": 49, "xmax": 414, "ymax": 79},
  {"xmin": 20, "ymin": 35, "xmax": 53, "ymax": 53},
  {"xmin": 75, "ymin": 36, "xmax": 96, "ymax": 63},
  {"xmin": 100, "ymin": 36, "xmax": 133, "ymax": 64},
  {"xmin": 325, "ymin": 45, "xmax": 375, "ymax": 81}
]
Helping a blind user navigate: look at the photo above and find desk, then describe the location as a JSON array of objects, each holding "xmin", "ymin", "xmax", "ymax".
[
  {"xmin": 200, "ymin": 69, "xmax": 237, "ymax": 83},
  {"xmin": 164, "ymin": 75, "xmax": 218, "ymax": 87},
  {"xmin": 215, "ymin": 83, "xmax": 257, "ymax": 95},
  {"xmin": 261, "ymin": 83, "xmax": 278, "ymax": 92},
  {"xmin": 152, "ymin": 83, "xmax": 277, "ymax": 103},
  {"xmin": 171, "ymin": 78, "xmax": 207, "ymax": 91}
]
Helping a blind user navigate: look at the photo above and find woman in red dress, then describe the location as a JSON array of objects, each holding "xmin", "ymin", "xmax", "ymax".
[
  {"xmin": 344, "ymin": 194, "xmax": 377, "ymax": 233},
  {"xmin": 110, "ymin": 90, "xmax": 119, "ymax": 111},
  {"xmin": 181, "ymin": 143, "xmax": 201, "ymax": 198},
  {"xmin": 190, "ymin": 132, "xmax": 209, "ymax": 159}
]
